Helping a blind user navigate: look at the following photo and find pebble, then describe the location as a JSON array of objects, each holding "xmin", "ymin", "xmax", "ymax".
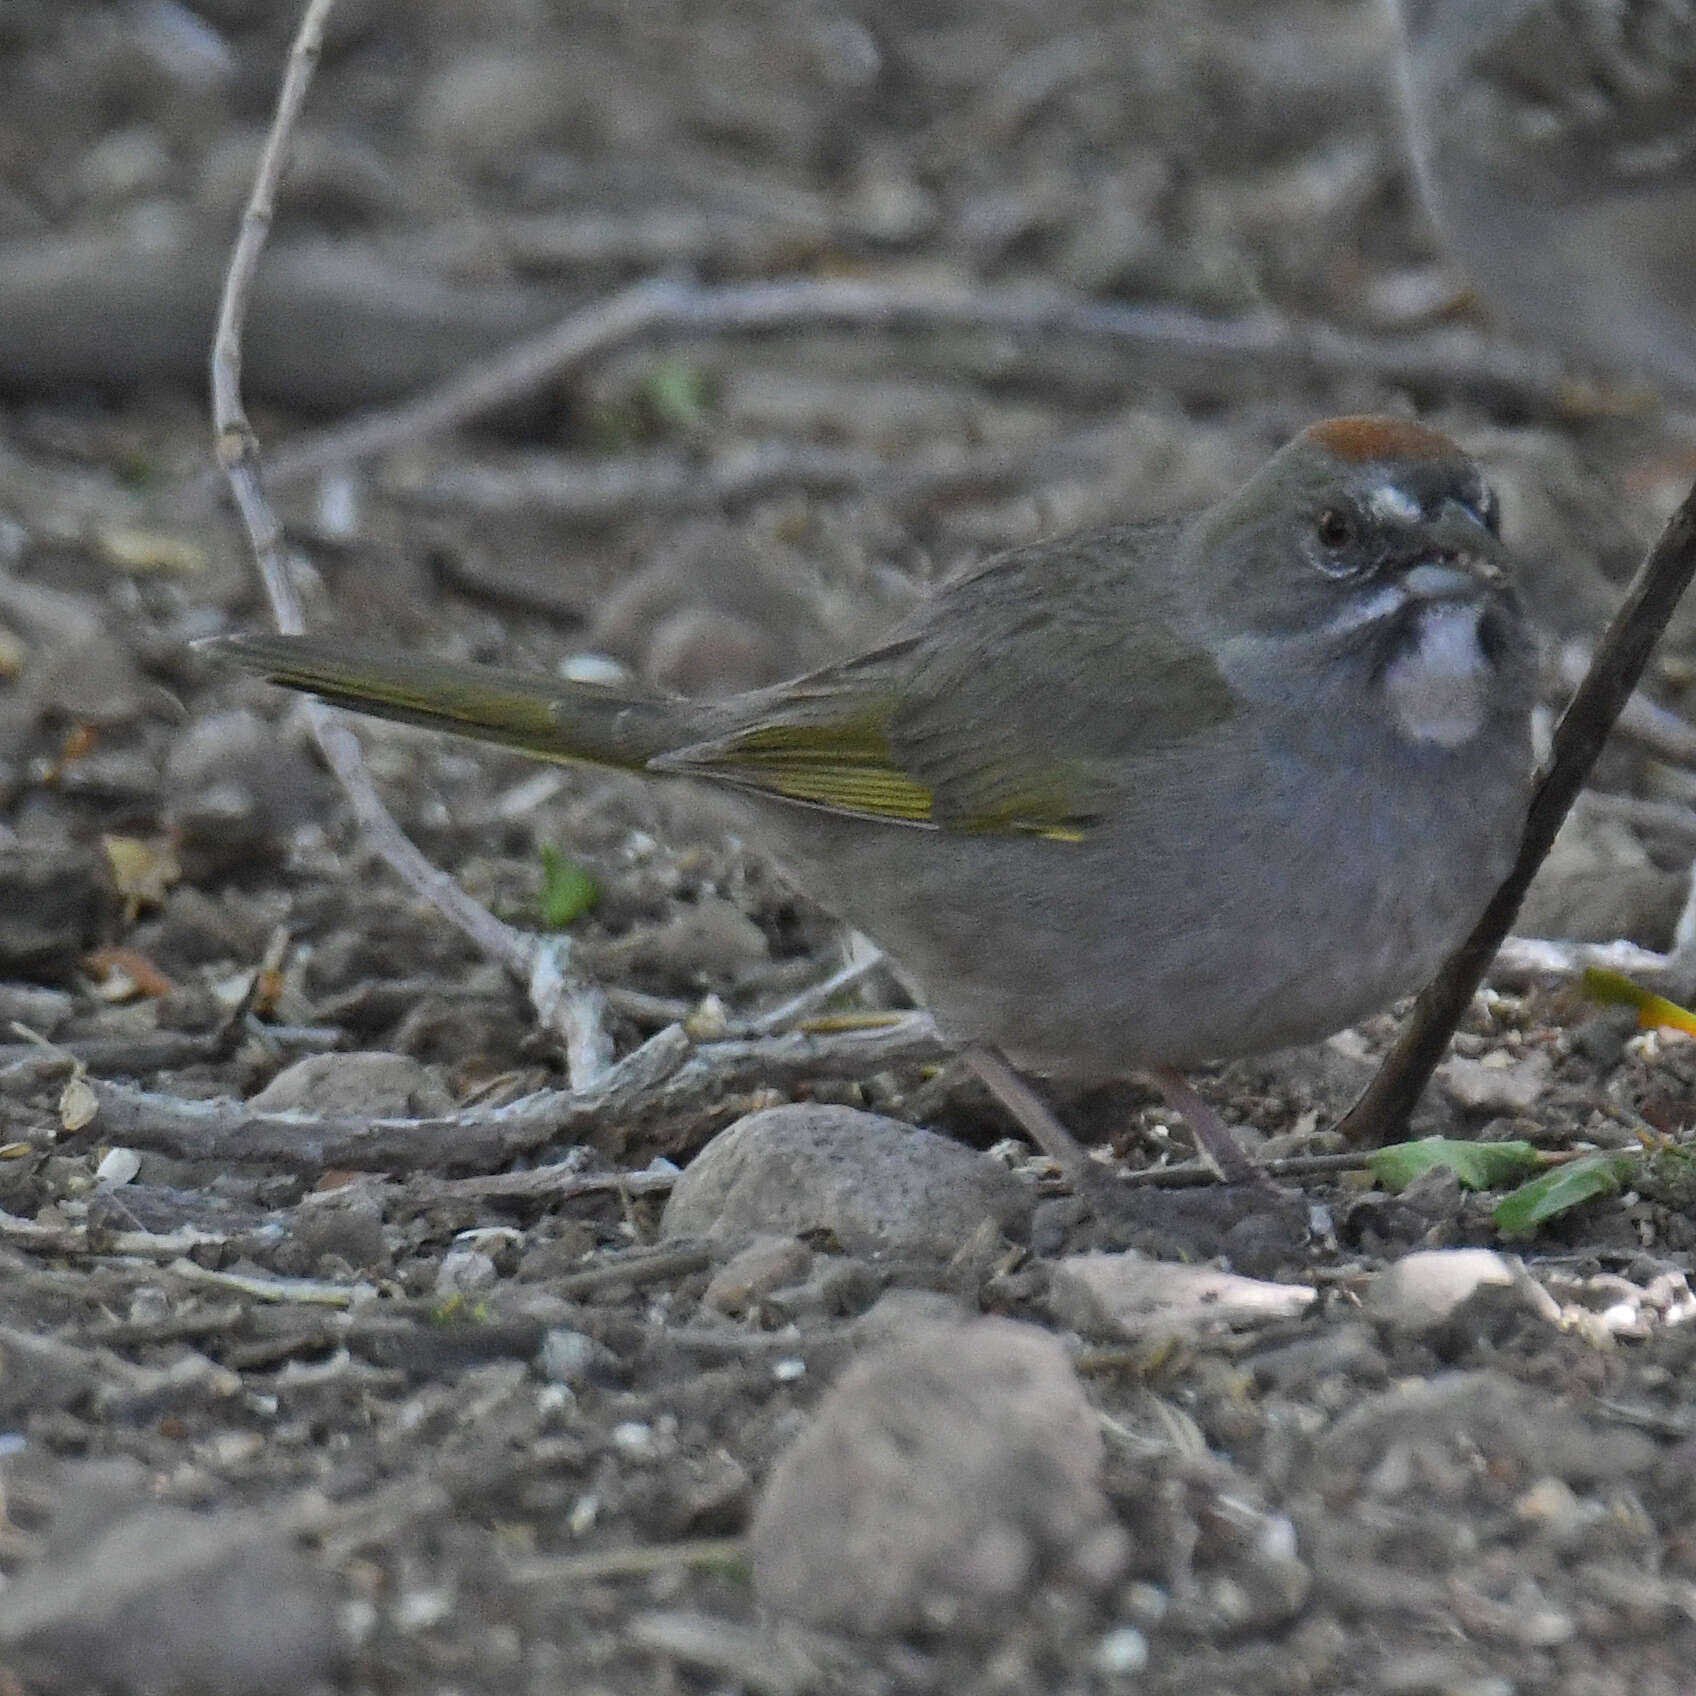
[
  {"xmin": 537, "ymin": 1329, "xmax": 602, "ymax": 1386},
  {"xmin": 1093, "ymin": 1626, "xmax": 1150, "ymax": 1676},
  {"xmin": 661, "ymin": 1104, "xmax": 1032, "ymax": 1258},
  {"xmin": 434, "ymin": 1248, "xmax": 498, "ymax": 1297},
  {"xmin": 751, "ymin": 1316, "xmax": 1127, "ymax": 1634}
]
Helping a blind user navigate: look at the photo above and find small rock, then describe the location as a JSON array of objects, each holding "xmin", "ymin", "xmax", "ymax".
[
  {"xmin": 248, "ymin": 1052, "xmax": 454, "ymax": 1117},
  {"xmin": 0, "ymin": 1495, "xmax": 339, "ymax": 1694},
  {"xmin": 751, "ymin": 1317, "xmax": 1127, "ymax": 1634},
  {"xmin": 538, "ymin": 1328, "xmax": 604, "ymax": 1386},
  {"xmin": 94, "ymin": 1147, "xmax": 141, "ymax": 1187},
  {"xmin": 701, "ymin": 1234, "xmax": 812, "ymax": 1316},
  {"xmin": 661, "ymin": 1104, "xmax": 1032, "ymax": 1258},
  {"xmin": 435, "ymin": 1248, "xmax": 498, "ymax": 1297},
  {"xmin": 1512, "ymin": 1476, "xmax": 1588, "ymax": 1542},
  {"xmin": 1436, "ymin": 1052, "xmax": 1551, "ymax": 1114},
  {"xmin": 1047, "ymin": 1251, "xmax": 1316, "ymax": 1340},
  {"xmin": 1093, "ymin": 1626, "xmax": 1150, "ymax": 1677},
  {"xmin": 1366, "ymin": 1249, "xmax": 1556, "ymax": 1335}
]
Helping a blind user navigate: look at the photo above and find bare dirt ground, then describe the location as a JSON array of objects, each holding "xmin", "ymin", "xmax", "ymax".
[{"xmin": 1, "ymin": 2, "xmax": 1696, "ymax": 1692}]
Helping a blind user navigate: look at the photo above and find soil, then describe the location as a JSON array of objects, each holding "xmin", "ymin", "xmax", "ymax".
[{"xmin": 1, "ymin": 2, "xmax": 1696, "ymax": 1692}]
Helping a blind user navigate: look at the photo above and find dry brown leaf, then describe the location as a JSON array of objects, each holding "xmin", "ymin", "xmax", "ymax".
[{"xmin": 83, "ymin": 947, "xmax": 178, "ymax": 1000}]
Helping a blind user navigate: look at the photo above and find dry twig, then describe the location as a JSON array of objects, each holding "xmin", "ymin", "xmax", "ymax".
[
  {"xmin": 90, "ymin": 1016, "xmax": 947, "ymax": 1175},
  {"xmin": 207, "ymin": 0, "xmax": 611, "ymax": 1086},
  {"xmin": 257, "ymin": 277, "xmax": 1568, "ymax": 493}
]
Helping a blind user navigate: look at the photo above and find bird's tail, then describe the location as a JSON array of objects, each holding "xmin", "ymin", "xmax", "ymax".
[{"xmin": 205, "ymin": 633, "xmax": 695, "ymax": 773}]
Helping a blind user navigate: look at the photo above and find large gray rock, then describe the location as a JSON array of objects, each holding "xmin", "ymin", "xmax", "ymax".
[
  {"xmin": 752, "ymin": 1317, "xmax": 1126, "ymax": 1634},
  {"xmin": 660, "ymin": 1104, "xmax": 1032, "ymax": 1257}
]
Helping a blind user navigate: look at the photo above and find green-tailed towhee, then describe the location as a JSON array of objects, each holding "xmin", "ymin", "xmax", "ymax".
[{"xmin": 211, "ymin": 416, "xmax": 1536, "ymax": 1181}]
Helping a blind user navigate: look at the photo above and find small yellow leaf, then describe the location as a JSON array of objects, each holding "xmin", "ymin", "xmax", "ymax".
[
  {"xmin": 1581, "ymin": 967, "xmax": 1696, "ymax": 1036},
  {"xmin": 59, "ymin": 1074, "xmax": 98, "ymax": 1132},
  {"xmin": 101, "ymin": 834, "xmax": 181, "ymax": 916}
]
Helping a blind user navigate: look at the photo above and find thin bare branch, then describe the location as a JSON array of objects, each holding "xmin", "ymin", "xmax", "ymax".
[
  {"xmin": 207, "ymin": 0, "xmax": 610, "ymax": 1085},
  {"xmin": 257, "ymin": 277, "xmax": 1569, "ymax": 492}
]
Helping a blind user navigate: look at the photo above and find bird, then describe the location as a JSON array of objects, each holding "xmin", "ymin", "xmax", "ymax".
[
  {"xmin": 1382, "ymin": 0, "xmax": 1696, "ymax": 394},
  {"xmin": 210, "ymin": 416, "xmax": 1536, "ymax": 1186}
]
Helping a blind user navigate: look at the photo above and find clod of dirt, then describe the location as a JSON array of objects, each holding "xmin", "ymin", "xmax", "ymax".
[
  {"xmin": 660, "ymin": 1103, "xmax": 1033, "ymax": 1256},
  {"xmin": 751, "ymin": 1316, "xmax": 1128, "ymax": 1635},
  {"xmin": 1047, "ymin": 1250, "xmax": 1318, "ymax": 1340},
  {"xmin": 0, "ymin": 1484, "xmax": 339, "ymax": 1695},
  {"xmin": 247, "ymin": 1050, "xmax": 455, "ymax": 1116}
]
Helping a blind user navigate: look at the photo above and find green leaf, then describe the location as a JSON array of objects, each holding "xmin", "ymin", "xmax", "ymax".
[
  {"xmin": 641, "ymin": 356, "xmax": 710, "ymax": 431},
  {"xmin": 1369, "ymin": 1136, "xmax": 1540, "ymax": 1193},
  {"xmin": 538, "ymin": 845, "xmax": 599, "ymax": 928},
  {"xmin": 1493, "ymin": 1152, "xmax": 1638, "ymax": 1236}
]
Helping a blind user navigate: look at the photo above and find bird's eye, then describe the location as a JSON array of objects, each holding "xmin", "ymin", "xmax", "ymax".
[{"xmin": 1315, "ymin": 507, "xmax": 1354, "ymax": 550}]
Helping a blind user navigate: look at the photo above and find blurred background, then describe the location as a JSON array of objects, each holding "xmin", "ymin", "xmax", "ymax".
[{"xmin": 0, "ymin": 0, "xmax": 1691, "ymax": 1038}]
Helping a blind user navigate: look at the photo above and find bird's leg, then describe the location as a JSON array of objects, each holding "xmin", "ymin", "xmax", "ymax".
[
  {"xmin": 964, "ymin": 1044, "xmax": 1100, "ymax": 1194},
  {"xmin": 1147, "ymin": 1066, "xmax": 1263, "ymax": 1186},
  {"xmin": 966, "ymin": 1045, "xmax": 1277, "ymax": 1204}
]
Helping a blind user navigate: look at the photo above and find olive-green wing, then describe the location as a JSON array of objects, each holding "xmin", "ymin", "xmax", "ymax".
[{"xmin": 653, "ymin": 524, "xmax": 1237, "ymax": 841}]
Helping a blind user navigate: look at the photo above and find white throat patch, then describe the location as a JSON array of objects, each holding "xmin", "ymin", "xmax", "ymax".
[{"xmin": 1383, "ymin": 601, "xmax": 1490, "ymax": 748}]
